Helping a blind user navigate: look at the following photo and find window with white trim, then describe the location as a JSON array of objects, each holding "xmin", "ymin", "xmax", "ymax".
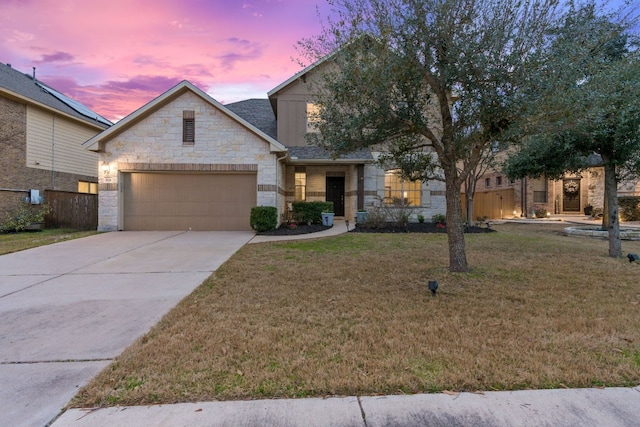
[
  {"xmin": 295, "ymin": 169, "xmax": 306, "ymax": 201},
  {"xmin": 384, "ymin": 171, "xmax": 421, "ymax": 206}
]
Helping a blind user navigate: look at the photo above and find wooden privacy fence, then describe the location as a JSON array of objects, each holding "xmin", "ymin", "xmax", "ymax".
[
  {"xmin": 461, "ymin": 189, "xmax": 515, "ymax": 220},
  {"xmin": 44, "ymin": 190, "xmax": 97, "ymax": 230}
]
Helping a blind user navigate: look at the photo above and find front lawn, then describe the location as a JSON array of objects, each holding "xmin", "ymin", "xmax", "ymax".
[
  {"xmin": 0, "ymin": 228, "xmax": 99, "ymax": 256},
  {"xmin": 71, "ymin": 223, "xmax": 640, "ymax": 407}
]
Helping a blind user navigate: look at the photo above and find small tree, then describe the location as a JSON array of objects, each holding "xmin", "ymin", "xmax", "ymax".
[{"xmin": 299, "ymin": 0, "xmax": 560, "ymax": 272}]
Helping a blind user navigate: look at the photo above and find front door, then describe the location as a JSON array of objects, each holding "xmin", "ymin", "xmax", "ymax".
[
  {"xmin": 326, "ymin": 176, "xmax": 345, "ymax": 216},
  {"xmin": 562, "ymin": 178, "xmax": 581, "ymax": 212}
]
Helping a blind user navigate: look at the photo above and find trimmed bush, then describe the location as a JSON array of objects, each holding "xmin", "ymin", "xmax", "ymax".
[
  {"xmin": 619, "ymin": 196, "xmax": 640, "ymax": 221},
  {"xmin": 292, "ymin": 201, "xmax": 333, "ymax": 224},
  {"xmin": 250, "ymin": 206, "xmax": 278, "ymax": 232}
]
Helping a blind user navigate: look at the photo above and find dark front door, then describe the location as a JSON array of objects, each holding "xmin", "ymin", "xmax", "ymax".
[
  {"xmin": 326, "ymin": 176, "xmax": 345, "ymax": 216},
  {"xmin": 562, "ymin": 178, "xmax": 581, "ymax": 212}
]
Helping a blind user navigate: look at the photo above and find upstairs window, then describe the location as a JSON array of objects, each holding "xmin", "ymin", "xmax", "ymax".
[
  {"xmin": 485, "ymin": 178, "xmax": 491, "ymax": 188},
  {"xmin": 183, "ymin": 110, "xmax": 195, "ymax": 145},
  {"xmin": 306, "ymin": 103, "xmax": 321, "ymax": 133},
  {"xmin": 496, "ymin": 176, "xmax": 503, "ymax": 186}
]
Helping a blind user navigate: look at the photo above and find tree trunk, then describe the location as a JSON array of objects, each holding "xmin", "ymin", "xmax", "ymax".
[
  {"xmin": 445, "ymin": 174, "xmax": 469, "ymax": 272},
  {"xmin": 602, "ymin": 156, "xmax": 622, "ymax": 257},
  {"xmin": 465, "ymin": 194, "xmax": 475, "ymax": 227}
]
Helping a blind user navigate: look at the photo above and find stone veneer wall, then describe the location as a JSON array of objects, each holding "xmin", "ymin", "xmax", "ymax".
[
  {"xmin": 97, "ymin": 92, "xmax": 279, "ymax": 231},
  {"xmin": 0, "ymin": 96, "xmax": 96, "ymax": 218}
]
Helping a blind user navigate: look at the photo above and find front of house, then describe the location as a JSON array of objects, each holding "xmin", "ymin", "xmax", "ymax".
[{"xmin": 86, "ymin": 60, "xmax": 446, "ymax": 231}]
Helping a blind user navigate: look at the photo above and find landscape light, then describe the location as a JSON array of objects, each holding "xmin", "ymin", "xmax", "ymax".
[{"xmin": 428, "ymin": 280, "xmax": 438, "ymax": 296}]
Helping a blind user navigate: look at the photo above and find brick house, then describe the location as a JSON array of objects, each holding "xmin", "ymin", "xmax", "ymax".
[
  {"xmin": 84, "ymin": 62, "xmax": 447, "ymax": 231},
  {"xmin": 0, "ymin": 63, "xmax": 111, "ymax": 218}
]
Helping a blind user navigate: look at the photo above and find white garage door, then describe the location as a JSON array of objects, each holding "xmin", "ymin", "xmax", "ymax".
[{"xmin": 123, "ymin": 172, "xmax": 257, "ymax": 231}]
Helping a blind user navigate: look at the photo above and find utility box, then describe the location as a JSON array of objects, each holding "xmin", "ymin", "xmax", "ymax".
[{"xmin": 30, "ymin": 189, "xmax": 41, "ymax": 204}]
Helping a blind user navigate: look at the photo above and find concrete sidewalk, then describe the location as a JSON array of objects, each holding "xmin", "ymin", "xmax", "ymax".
[{"xmin": 54, "ymin": 386, "xmax": 640, "ymax": 426}]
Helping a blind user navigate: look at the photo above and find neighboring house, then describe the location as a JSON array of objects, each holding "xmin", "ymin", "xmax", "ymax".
[
  {"xmin": 0, "ymin": 62, "xmax": 111, "ymax": 218},
  {"xmin": 85, "ymin": 60, "xmax": 447, "ymax": 232},
  {"xmin": 464, "ymin": 163, "xmax": 640, "ymax": 220}
]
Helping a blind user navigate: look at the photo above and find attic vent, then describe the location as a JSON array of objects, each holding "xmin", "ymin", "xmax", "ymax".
[{"xmin": 183, "ymin": 110, "xmax": 195, "ymax": 145}]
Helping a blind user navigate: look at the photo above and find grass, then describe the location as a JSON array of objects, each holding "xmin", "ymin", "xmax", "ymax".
[
  {"xmin": 70, "ymin": 223, "xmax": 640, "ymax": 407},
  {"xmin": 0, "ymin": 228, "xmax": 99, "ymax": 255}
]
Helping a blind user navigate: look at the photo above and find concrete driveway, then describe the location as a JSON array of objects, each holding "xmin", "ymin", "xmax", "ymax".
[{"xmin": 0, "ymin": 231, "xmax": 254, "ymax": 427}]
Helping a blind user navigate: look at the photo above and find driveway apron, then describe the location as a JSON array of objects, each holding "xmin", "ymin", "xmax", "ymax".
[{"xmin": 0, "ymin": 231, "xmax": 253, "ymax": 427}]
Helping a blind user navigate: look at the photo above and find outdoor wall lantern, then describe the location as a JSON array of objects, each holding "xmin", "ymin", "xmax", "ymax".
[
  {"xmin": 428, "ymin": 280, "xmax": 438, "ymax": 296},
  {"xmin": 628, "ymin": 253, "xmax": 639, "ymax": 263}
]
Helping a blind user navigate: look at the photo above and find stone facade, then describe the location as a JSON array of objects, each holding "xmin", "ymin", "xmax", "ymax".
[{"xmin": 96, "ymin": 91, "xmax": 281, "ymax": 231}]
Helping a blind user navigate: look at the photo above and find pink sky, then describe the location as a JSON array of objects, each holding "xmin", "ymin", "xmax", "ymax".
[{"xmin": 1, "ymin": 0, "xmax": 333, "ymax": 122}]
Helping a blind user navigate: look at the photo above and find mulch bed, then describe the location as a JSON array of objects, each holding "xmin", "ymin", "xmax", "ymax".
[{"xmin": 258, "ymin": 222, "xmax": 495, "ymax": 236}]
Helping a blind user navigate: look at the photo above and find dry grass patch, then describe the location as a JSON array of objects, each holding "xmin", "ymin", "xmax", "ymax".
[
  {"xmin": 72, "ymin": 223, "xmax": 640, "ymax": 407},
  {"xmin": 0, "ymin": 228, "xmax": 99, "ymax": 255}
]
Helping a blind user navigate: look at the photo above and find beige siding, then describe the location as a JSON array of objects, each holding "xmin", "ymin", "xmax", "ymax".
[{"xmin": 26, "ymin": 106, "xmax": 99, "ymax": 177}]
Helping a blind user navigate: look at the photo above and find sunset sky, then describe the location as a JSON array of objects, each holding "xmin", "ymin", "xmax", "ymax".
[{"xmin": 1, "ymin": 0, "xmax": 333, "ymax": 122}]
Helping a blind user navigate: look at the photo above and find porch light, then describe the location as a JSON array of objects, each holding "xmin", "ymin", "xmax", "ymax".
[
  {"xmin": 428, "ymin": 280, "xmax": 438, "ymax": 296},
  {"xmin": 102, "ymin": 162, "xmax": 110, "ymax": 176},
  {"xmin": 628, "ymin": 253, "xmax": 639, "ymax": 263}
]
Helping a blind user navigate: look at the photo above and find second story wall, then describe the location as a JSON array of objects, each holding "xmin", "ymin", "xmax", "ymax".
[{"xmin": 26, "ymin": 106, "xmax": 99, "ymax": 178}]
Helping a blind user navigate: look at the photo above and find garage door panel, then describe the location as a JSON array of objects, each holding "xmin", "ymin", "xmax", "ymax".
[{"xmin": 123, "ymin": 172, "xmax": 256, "ymax": 231}]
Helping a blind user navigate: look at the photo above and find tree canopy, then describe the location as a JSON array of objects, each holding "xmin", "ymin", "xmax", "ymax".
[
  {"xmin": 503, "ymin": 1, "xmax": 640, "ymax": 257},
  {"xmin": 298, "ymin": 0, "xmax": 561, "ymax": 272}
]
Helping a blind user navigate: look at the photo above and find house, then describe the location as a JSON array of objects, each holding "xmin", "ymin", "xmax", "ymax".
[
  {"xmin": 84, "ymin": 60, "xmax": 447, "ymax": 231},
  {"xmin": 465, "ymin": 163, "xmax": 640, "ymax": 220},
  {"xmin": 0, "ymin": 62, "xmax": 111, "ymax": 218}
]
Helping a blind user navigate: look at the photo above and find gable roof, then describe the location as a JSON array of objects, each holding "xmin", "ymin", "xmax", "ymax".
[
  {"xmin": 83, "ymin": 81, "xmax": 286, "ymax": 153},
  {"xmin": 0, "ymin": 62, "xmax": 111, "ymax": 129}
]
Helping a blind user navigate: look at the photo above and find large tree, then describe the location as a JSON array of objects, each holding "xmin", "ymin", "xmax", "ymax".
[
  {"xmin": 503, "ymin": 2, "xmax": 640, "ymax": 258},
  {"xmin": 298, "ymin": 0, "xmax": 560, "ymax": 272}
]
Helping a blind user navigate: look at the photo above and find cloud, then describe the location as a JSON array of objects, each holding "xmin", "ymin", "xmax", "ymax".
[
  {"xmin": 217, "ymin": 38, "xmax": 264, "ymax": 70},
  {"xmin": 35, "ymin": 51, "xmax": 75, "ymax": 64}
]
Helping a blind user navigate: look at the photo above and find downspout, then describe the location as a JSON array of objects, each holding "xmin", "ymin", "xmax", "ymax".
[{"xmin": 521, "ymin": 177, "xmax": 527, "ymax": 217}]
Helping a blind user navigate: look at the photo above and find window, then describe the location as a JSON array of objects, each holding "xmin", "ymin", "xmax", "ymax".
[
  {"xmin": 532, "ymin": 178, "xmax": 547, "ymax": 203},
  {"xmin": 384, "ymin": 171, "xmax": 421, "ymax": 206},
  {"xmin": 183, "ymin": 110, "xmax": 195, "ymax": 144},
  {"xmin": 295, "ymin": 168, "xmax": 306, "ymax": 201},
  {"xmin": 78, "ymin": 181, "xmax": 98, "ymax": 194},
  {"xmin": 306, "ymin": 103, "xmax": 321, "ymax": 133},
  {"xmin": 496, "ymin": 176, "xmax": 503, "ymax": 186},
  {"xmin": 485, "ymin": 178, "xmax": 491, "ymax": 188}
]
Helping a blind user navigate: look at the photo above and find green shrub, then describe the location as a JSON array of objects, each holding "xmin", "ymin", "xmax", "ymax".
[
  {"xmin": 0, "ymin": 203, "xmax": 49, "ymax": 232},
  {"xmin": 292, "ymin": 201, "xmax": 333, "ymax": 224},
  {"xmin": 431, "ymin": 213, "xmax": 446, "ymax": 225},
  {"xmin": 417, "ymin": 214, "xmax": 425, "ymax": 223},
  {"xmin": 533, "ymin": 205, "xmax": 548, "ymax": 218},
  {"xmin": 619, "ymin": 197, "xmax": 640, "ymax": 221},
  {"xmin": 250, "ymin": 206, "xmax": 278, "ymax": 232}
]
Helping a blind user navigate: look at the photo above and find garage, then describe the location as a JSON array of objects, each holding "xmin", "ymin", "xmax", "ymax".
[{"xmin": 122, "ymin": 172, "xmax": 257, "ymax": 231}]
